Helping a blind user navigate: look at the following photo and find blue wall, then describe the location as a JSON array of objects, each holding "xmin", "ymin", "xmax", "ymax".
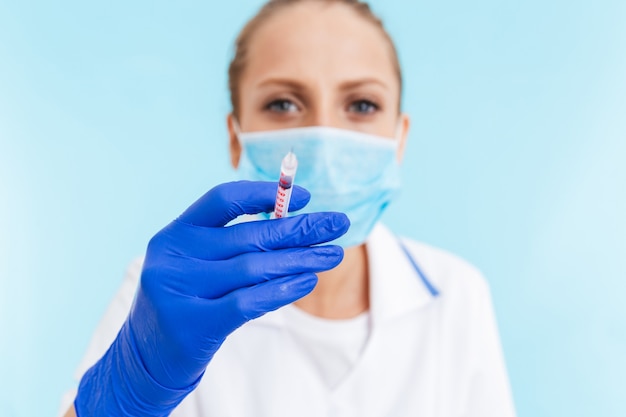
[{"xmin": 1, "ymin": 1, "xmax": 624, "ymax": 416}]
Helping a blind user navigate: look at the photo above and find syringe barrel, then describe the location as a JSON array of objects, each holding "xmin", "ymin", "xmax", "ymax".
[{"xmin": 273, "ymin": 151, "xmax": 298, "ymax": 219}]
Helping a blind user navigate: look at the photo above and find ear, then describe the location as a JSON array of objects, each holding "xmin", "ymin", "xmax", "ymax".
[
  {"xmin": 227, "ymin": 113, "xmax": 242, "ymax": 169},
  {"xmin": 396, "ymin": 113, "xmax": 410, "ymax": 163}
]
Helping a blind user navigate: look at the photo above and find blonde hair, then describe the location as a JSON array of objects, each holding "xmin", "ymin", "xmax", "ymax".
[{"xmin": 228, "ymin": 0, "xmax": 403, "ymax": 119}]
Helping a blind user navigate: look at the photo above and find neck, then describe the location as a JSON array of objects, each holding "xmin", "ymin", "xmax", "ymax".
[{"xmin": 294, "ymin": 244, "xmax": 369, "ymax": 319}]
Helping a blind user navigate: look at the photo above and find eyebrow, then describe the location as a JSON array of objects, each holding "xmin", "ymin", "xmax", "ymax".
[
  {"xmin": 338, "ymin": 78, "xmax": 390, "ymax": 91},
  {"xmin": 256, "ymin": 77, "xmax": 390, "ymax": 91},
  {"xmin": 256, "ymin": 78, "xmax": 306, "ymax": 91}
]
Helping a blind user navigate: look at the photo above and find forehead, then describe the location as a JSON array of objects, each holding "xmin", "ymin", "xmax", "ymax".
[{"xmin": 242, "ymin": 2, "xmax": 398, "ymax": 87}]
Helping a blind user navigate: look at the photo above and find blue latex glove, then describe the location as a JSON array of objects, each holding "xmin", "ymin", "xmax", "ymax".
[{"xmin": 75, "ymin": 181, "xmax": 349, "ymax": 416}]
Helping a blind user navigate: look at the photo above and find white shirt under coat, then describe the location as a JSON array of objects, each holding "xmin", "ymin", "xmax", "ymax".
[{"xmin": 59, "ymin": 224, "xmax": 516, "ymax": 417}]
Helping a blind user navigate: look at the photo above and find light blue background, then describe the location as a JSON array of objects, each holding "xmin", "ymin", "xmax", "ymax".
[{"xmin": 1, "ymin": 0, "xmax": 625, "ymax": 416}]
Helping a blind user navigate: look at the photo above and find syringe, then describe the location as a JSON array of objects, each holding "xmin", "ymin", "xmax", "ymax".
[{"xmin": 272, "ymin": 150, "xmax": 298, "ymax": 219}]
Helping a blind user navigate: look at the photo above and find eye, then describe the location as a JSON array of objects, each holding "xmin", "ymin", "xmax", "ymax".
[
  {"xmin": 348, "ymin": 99, "xmax": 379, "ymax": 114},
  {"xmin": 265, "ymin": 99, "xmax": 299, "ymax": 113}
]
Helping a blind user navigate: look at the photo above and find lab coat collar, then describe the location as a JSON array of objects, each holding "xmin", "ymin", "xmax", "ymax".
[
  {"xmin": 253, "ymin": 223, "xmax": 437, "ymax": 328},
  {"xmin": 367, "ymin": 223, "xmax": 438, "ymax": 325}
]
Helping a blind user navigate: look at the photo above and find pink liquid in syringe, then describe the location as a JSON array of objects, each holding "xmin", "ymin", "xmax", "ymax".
[{"xmin": 273, "ymin": 150, "xmax": 298, "ymax": 219}]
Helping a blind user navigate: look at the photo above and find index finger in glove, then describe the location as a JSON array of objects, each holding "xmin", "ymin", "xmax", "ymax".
[
  {"xmin": 162, "ymin": 212, "xmax": 350, "ymax": 260},
  {"xmin": 177, "ymin": 181, "xmax": 311, "ymax": 227}
]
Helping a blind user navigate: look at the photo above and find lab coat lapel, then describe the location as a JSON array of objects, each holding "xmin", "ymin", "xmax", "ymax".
[{"xmin": 367, "ymin": 223, "xmax": 437, "ymax": 326}]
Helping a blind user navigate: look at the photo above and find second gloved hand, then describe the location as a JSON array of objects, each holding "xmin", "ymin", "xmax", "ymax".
[{"xmin": 75, "ymin": 180, "xmax": 349, "ymax": 417}]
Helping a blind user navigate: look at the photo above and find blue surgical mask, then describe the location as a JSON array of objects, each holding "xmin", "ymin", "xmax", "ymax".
[{"xmin": 236, "ymin": 125, "xmax": 402, "ymax": 248}]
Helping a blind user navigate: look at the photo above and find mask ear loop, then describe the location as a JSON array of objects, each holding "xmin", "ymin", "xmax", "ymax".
[
  {"xmin": 392, "ymin": 118, "xmax": 406, "ymax": 162},
  {"xmin": 392, "ymin": 119, "xmax": 404, "ymax": 145},
  {"xmin": 232, "ymin": 118, "xmax": 243, "ymax": 138}
]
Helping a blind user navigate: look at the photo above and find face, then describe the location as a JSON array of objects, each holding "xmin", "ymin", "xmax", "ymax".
[{"xmin": 227, "ymin": 1, "xmax": 410, "ymax": 168}]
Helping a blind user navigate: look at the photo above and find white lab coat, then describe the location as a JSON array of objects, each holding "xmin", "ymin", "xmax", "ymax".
[{"xmin": 59, "ymin": 224, "xmax": 516, "ymax": 417}]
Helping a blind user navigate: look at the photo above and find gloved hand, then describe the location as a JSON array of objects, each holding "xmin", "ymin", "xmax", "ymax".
[{"xmin": 75, "ymin": 181, "xmax": 349, "ymax": 417}]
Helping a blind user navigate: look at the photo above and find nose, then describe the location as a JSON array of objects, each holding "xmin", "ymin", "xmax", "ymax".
[
  {"xmin": 308, "ymin": 111, "xmax": 333, "ymax": 128},
  {"xmin": 305, "ymin": 89, "xmax": 340, "ymax": 128}
]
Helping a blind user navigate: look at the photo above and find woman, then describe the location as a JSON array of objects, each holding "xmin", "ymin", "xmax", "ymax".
[{"xmin": 62, "ymin": 1, "xmax": 515, "ymax": 416}]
